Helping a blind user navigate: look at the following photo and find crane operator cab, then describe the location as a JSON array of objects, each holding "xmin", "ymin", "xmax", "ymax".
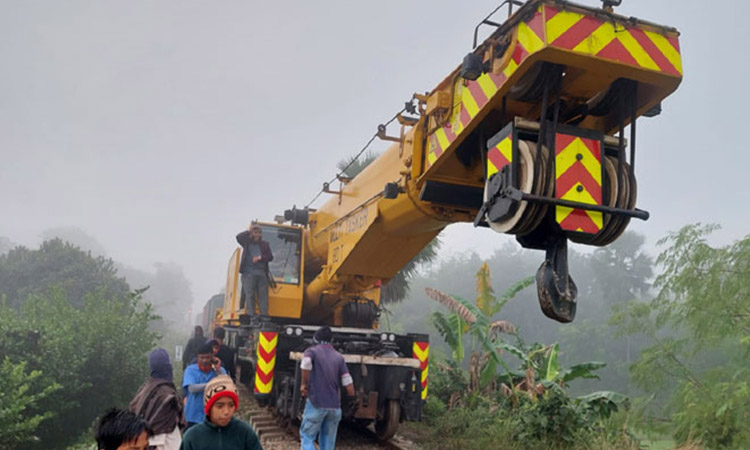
[{"xmin": 221, "ymin": 223, "xmax": 306, "ymax": 324}]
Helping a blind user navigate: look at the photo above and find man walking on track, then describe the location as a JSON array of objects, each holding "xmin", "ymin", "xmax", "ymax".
[
  {"xmin": 236, "ymin": 223, "xmax": 273, "ymax": 321},
  {"xmin": 182, "ymin": 326, "xmax": 204, "ymax": 370},
  {"xmin": 299, "ymin": 326, "xmax": 357, "ymax": 450},
  {"xmin": 213, "ymin": 326, "xmax": 236, "ymax": 381}
]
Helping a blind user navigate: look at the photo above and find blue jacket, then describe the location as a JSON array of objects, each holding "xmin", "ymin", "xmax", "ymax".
[{"xmin": 182, "ymin": 364, "xmax": 226, "ymax": 424}]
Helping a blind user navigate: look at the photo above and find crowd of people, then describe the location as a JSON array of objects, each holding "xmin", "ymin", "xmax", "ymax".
[
  {"xmin": 92, "ymin": 325, "xmax": 355, "ymax": 450},
  {"xmin": 93, "ymin": 324, "xmax": 258, "ymax": 450},
  {"xmin": 91, "ymin": 223, "xmax": 356, "ymax": 449}
]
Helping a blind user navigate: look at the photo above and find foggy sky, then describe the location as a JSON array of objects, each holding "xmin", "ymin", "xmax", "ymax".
[{"xmin": 2, "ymin": 0, "xmax": 748, "ymax": 313}]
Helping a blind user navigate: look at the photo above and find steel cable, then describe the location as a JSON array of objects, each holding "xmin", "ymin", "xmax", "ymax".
[{"xmin": 303, "ymin": 106, "xmax": 407, "ymax": 209}]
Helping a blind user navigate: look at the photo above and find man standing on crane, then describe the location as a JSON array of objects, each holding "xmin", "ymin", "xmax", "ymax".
[{"xmin": 236, "ymin": 223, "xmax": 273, "ymax": 321}]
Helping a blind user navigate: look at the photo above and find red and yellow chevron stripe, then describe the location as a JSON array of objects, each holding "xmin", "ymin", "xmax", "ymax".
[
  {"xmin": 424, "ymin": 4, "xmax": 681, "ymax": 172},
  {"xmin": 254, "ymin": 331, "xmax": 278, "ymax": 395},
  {"xmin": 545, "ymin": 6, "xmax": 682, "ymax": 76},
  {"xmin": 555, "ymin": 134, "xmax": 602, "ymax": 234},
  {"xmin": 412, "ymin": 341, "xmax": 429, "ymax": 400},
  {"xmin": 426, "ymin": 9, "xmax": 545, "ymax": 169},
  {"xmin": 486, "ymin": 136, "xmax": 513, "ymax": 179}
]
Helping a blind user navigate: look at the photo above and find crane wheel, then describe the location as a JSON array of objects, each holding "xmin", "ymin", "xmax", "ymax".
[
  {"xmin": 484, "ymin": 140, "xmax": 554, "ymax": 235},
  {"xmin": 514, "ymin": 141, "xmax": 553, "ymax": 236},
  {"xmin": 485, "ymin": 140, "xmax": 534, "ymax": 233},
  {"xmin": 374, "ymin": 399, "xmax": 401, "ymax": 441},
  {"xmin": 569, "ymin": 156, "xmax": 636, "ymax": 246}
]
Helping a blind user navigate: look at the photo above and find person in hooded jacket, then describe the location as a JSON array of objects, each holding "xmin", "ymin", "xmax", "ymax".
[{"xmin": 130, "ymin": 348, "xmax": 185, "ymax": 450}]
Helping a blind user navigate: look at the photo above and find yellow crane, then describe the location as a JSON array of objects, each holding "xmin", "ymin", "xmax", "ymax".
[{"xmin": 211, "ymin": 0, "xmax": 683, "ymax": 439}]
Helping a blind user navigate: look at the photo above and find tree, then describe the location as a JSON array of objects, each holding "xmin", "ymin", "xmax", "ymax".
[
  {"xmin": 0, "ymin": 359, "xmax": 60, "ymax": 447},
  {"xmin": 556, "ymin": 231, "xmax": 655, "ymax": 396},
  {"xmin": 612, "ymin": 224, "xmax": 750, "ymax": 448},
  {"xmin": 40, "ymin": 226, "xmax": 108, "ymax": 257},
  {"xmin": 0, "ymin": 239, "xmax": 159, "ymax": 449},
  {"xmin": 0, "ymin": 289, "xmax": 159, "ymax": 449},
  {"xmin": 0, "ymin": 239, "xmax": 129, "ymax": 309},
  {"xmin": 381, "ymin": 238, "xmax": 441, "ymax": 303},
  {"xmin": 336, "ymin": 151, "xmax": 379, "ymax": 179},
  {"xmin": 0, "ymin": 236, "xmax": 15, "ymax": 255},
  {"xmin": 119, "ymin": 262, "xmax": 195, "ymax": 328}
]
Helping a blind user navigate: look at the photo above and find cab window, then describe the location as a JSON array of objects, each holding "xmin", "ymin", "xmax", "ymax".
[{"xmin": 261, "ymin": 225, "xmax": 301, "ymax": 285}]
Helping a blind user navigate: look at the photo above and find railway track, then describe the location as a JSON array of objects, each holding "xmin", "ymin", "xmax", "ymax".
[{"xmin": 237, "ymin": 383, "xmax": 418, "ymax": 450}]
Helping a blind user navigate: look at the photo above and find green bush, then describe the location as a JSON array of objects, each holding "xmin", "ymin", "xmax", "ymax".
[
  {"xmin": 421, "ymin": 395, "xmax": 446, "ymax": 425},
  {"xmin": 0, "ymin": 289, "xmax": 158, "ymax": 449},
  {"xmin": 505, "ymin": 387, "xmax": 590, "ymax": 445},
  {"xmin": 0, "ymin": 358, "xmax": 61, "ymax": 447},
  {"xmin": 670, "ymin": 369, "xmax": 750, "ymax": 449},
  {"xmin": 428, "ymin": 359, "xmax": 468, "ymax": 406},
  {"xmin": 416, "ymin": 397, "xmax": 639, "ymax": 450}
]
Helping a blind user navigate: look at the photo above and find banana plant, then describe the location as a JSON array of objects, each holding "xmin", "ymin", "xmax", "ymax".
[
  {"xmin": 426, "ymin": 263, "xmax": 534, "ymax": 392},
  {"xmin": 496, "ymin": 340, "xmax": 609, "ymax": 402}
]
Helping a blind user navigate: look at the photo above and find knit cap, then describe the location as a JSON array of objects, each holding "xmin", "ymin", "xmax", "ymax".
[
  {"xmin": 203, "ymin": 375, "xmax": 239, "ymax": 415},
  {"xmin": 148, "ymin": 348, "xmax": 172, "ymax": 381}
]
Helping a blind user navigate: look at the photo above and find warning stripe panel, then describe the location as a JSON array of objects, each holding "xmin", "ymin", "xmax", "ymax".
[
  {"xmin": 545, "ymin": 5, "xmax": 682, "ymax": 76},
  {"xmin": 425, "ymin": 8, "xmax": 544, "ymax": 169},
  {"xmin": 413, "ymin": 342, "xmax": 429, "ymax": 400},
  {"xmin": 557, "ymin": 207, "xmax": 602, "ymax": 234},
  {"xmin": 425, "ymin": 4, "xmax": 681, "ymax": 172},
  {"xmin": 257, "ymin": 345, "xmax": 277, "ymax": 363},
  {"xmin": 486, "ymin": 136, "xmax": 513, "ymax": 179},
  {"xmin": 255, "ymin": 331, "xmax": 278, "ymax": 394},
  {"xmin": 555, "ymin": 133, "xmax": 603, "ymax": 234}
]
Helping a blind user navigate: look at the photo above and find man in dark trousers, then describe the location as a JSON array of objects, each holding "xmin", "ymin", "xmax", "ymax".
[
  {"xmin": 182, "ymin": 326, "xmax": 204, "ymax": 370},
  {"xmin": 212, "ymin": 327, "xmax": 236, "ymax": 381},
  {"xmin": 236, "ymin": 223, "xmax": 273, "ymax": 320},
  {"xmin": 299, "ymin": 326, "xmax": 357, "ymax": 450}
]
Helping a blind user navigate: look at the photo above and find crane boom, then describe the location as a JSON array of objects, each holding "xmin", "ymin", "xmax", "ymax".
[{"xmin": 297, "ymin": 0, "xmax": 682, "ymax": 324}]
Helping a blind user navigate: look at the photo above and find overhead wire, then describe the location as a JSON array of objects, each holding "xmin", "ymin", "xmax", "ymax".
[{"xmin": 303, "ymin": 106, "xmax": 408, "ymax": 209}]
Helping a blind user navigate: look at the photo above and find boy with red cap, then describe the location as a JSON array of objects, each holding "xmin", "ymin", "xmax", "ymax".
[{"xmin": 179, "ymin": 375, "xmax": 262, "ymax": 450}]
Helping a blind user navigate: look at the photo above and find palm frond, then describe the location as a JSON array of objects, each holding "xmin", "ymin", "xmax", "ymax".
[
  {"xmin": 336, "ymin": 151, "xmax": 379, "ymax": 178},
  {"xmin": 381, "ymin": 237, "xmax": 441, "ymax": 304}
]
